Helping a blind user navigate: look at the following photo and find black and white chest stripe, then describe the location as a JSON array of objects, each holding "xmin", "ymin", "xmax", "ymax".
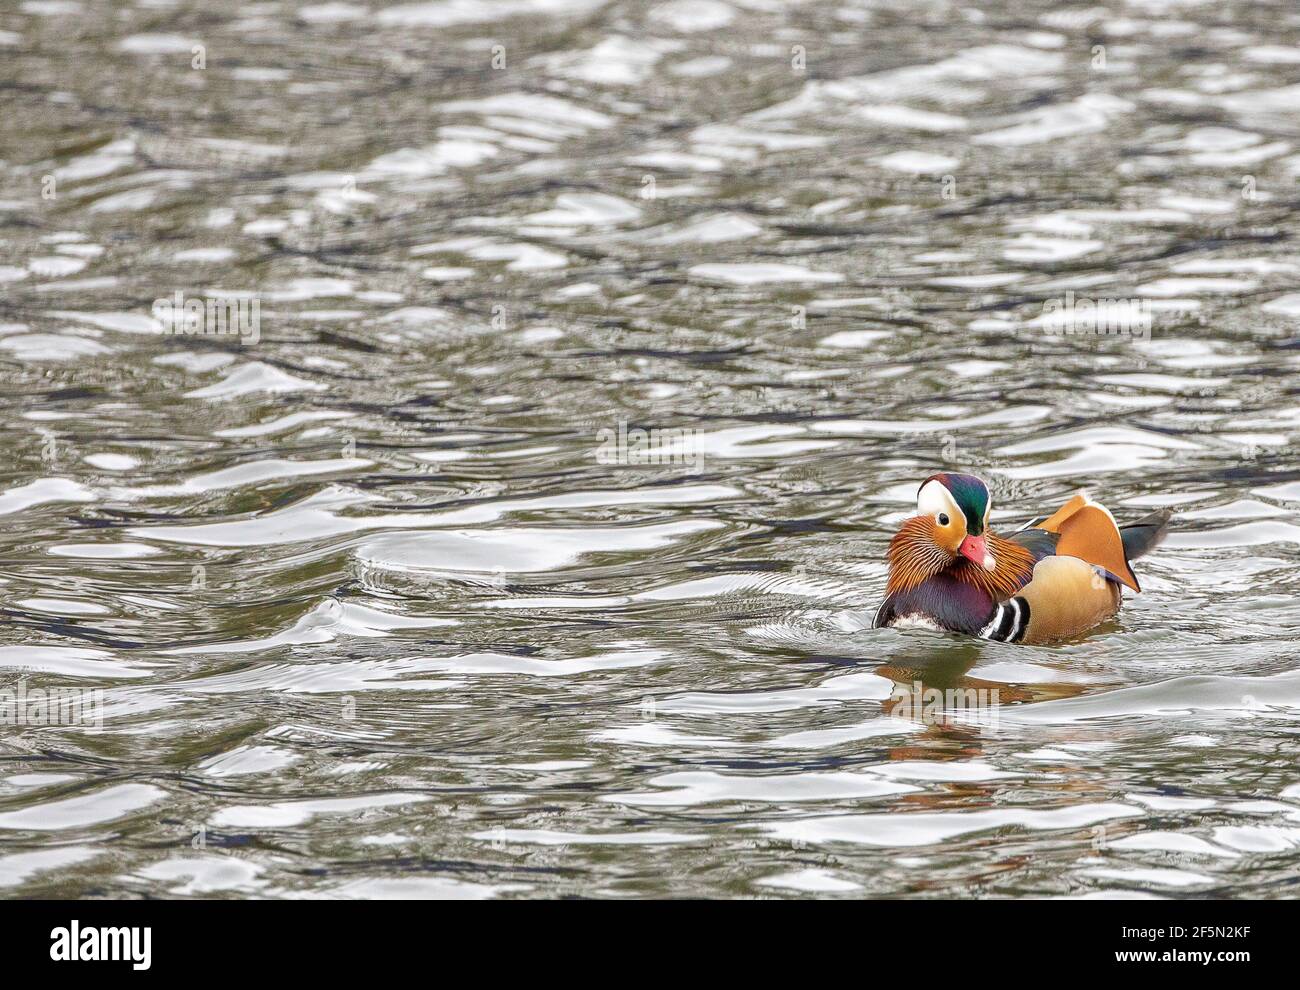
[{"xmin": 979, "ymin": 596, "xmax": 1031, "ymax": 643}]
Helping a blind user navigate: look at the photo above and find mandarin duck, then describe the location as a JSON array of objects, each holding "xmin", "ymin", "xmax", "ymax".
[{"xmin": 874, "ymin": 473, "xmax": 1170, "ymax": 644}]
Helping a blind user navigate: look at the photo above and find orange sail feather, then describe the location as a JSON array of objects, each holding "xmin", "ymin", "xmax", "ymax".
[{"xmin": 1034, "ymin": 494, "xmax": 1141, "ymax": 592}]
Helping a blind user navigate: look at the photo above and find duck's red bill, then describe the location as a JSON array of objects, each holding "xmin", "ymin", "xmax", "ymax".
[{"xmin": 958, "ymin": 535, "xmax": 988, "ymax": 567}]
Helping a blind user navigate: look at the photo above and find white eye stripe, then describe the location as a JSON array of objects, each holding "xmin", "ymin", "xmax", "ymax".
[{"xmin": 917, "ymin": 480, "xmax": 962, "ymax": 521}]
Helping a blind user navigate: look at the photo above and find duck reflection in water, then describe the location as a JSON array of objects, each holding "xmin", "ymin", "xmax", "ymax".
[{"xmin": 875, "ymin": 631, "xmax": 1095, "ymax": 731}]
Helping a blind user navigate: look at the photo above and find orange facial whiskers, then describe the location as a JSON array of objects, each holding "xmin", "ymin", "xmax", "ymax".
[{"xmin": 886, "ymin": 516, "xmax": 1035, "ymax": 600}]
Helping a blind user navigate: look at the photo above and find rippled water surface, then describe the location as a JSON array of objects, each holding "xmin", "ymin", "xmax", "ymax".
[{"xmin": 2, "ymin": 0, "xmax": 1300, "ymax": 898}]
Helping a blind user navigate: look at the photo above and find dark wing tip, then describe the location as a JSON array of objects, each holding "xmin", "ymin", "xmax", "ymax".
[{"xmin": 1120, "ymin": 509, "xmax": 1172, "ymax": 562}]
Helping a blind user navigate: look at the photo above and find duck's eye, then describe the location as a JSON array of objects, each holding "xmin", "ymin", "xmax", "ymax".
[{"xmin": 937, "ymin": 512, "xmax": 950, "ymax": 526}]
